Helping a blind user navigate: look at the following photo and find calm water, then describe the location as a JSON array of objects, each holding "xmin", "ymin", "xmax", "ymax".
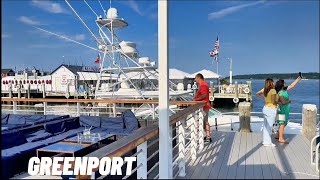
[{"xmin": 218, "ymin": 79, "xmax": 320, "ymax": 115}]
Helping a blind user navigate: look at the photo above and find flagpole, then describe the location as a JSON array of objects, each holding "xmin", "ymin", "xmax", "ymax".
[{"xmin": 217, "ymin": 56, "xmax": 219, "ymax": 85}]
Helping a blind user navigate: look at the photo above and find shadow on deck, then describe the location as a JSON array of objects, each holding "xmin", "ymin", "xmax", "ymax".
[{"xmin": 180, "ymin": 131, "xmax": 319, "ymax": 179}]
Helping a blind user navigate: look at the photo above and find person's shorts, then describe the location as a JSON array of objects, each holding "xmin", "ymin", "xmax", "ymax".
[
  {"xmin": 277, "ymin": 120, "xmax": 288, "ymax": 125},
  {"xmin": 203, "ymin": 110, "xmax": 209, "ymax": 129}
]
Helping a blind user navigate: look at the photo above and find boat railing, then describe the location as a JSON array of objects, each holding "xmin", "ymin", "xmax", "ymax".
[
  {"xmin": 1, "ymin": 98, "xmax": 206, "ymax": 179},
  {"xmin": 78, "ymin": 102, "xmax": 206, "ymax": 179},
  {"xmin": 1, "ymin": 98, "xmax": 198, "ymax": 119},
  {"xmin": 212, "ymin": 111, "xmax": 319, "ymax": 132}
]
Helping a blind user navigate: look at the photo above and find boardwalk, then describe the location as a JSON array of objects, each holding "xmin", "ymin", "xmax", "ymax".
[{"xmin": 182, "ymin": 131, "xmax": 319, "ymax": 179}]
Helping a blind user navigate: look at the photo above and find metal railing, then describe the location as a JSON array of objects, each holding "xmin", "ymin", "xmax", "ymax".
[
  {"xmin": 81, "ymin": 103, "xmax": 205, "ymax": 179},
  {"xmin": 1, "ymin": 98, "xmax": 205, "ymax": 179}
]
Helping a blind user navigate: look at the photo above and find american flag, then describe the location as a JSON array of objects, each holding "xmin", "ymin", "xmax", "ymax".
[
  {"xmin": 209, "ymin": 36, "xmax": 219, "ymax": 61},
  {"xmin": 94, "ymin": 54, "xmax": 101, "ymax": 64}
]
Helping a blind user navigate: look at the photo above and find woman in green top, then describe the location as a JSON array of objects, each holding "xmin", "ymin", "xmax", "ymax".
[{"xmin": 275, "ymin": 73, "xmax": 302, "ymax": 144}]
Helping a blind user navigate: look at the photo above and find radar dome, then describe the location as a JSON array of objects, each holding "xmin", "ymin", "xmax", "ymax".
[{"xmin": 107, "ymin": 8, "xmax": 118, "ymax": 19}]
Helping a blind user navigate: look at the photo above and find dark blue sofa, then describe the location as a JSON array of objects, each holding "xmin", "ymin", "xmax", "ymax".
[
  {"xmin": 1, "ymin": 110, "xmax": 140, "ymax": 179},
  {"xmin": 1, "ymin": 114, "xmax": 69, "ymax": 131}
]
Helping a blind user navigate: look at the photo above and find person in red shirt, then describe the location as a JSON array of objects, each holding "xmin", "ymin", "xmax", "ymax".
[{"xmin": 193, "ymin": 73, "xmax": 212, "ymax": 142}]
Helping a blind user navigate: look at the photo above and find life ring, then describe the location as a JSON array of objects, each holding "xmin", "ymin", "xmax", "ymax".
[
  {"xmin": 192, "ymin": 84, "xmax": 197, "ymax": 89},
  {"xmin": 233, "ymin": 98, "xmax": 239, "ymax": 104},
  {"xmin": 16, "ymin": 84, "xmax": 21, "ymax": 89},
  {"xmin": 209, "ymin": 96, "xmax": 215, "ymax": 102},
  {"xmin": 244, "ymin": 87, "xmax": 250, "ymax": 94}
]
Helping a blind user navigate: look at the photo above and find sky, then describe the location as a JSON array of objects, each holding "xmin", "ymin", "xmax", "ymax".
[{"xmin": 1, "ymin": 0, "xmax": 319, "ymax": 76}]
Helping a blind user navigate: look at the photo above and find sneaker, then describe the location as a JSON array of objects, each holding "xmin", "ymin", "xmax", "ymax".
[
  {"xmin": 263, "ymin": 143, "xmax": 276, "ymax": 147},
  {"xmin": 204, "ymin": 137, "xmax": 212, "ymax": 143}
]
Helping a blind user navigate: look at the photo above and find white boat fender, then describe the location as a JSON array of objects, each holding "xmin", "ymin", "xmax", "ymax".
[
  {"xmin": 244, "ymin": 87, "xmax": 250, "ymax": 94},
  {"xmin": 209, "ymin": 96, "xmax": 214, "ymax": 102},
  {"xmin": 233, "ymin": 98, "xmax": 239, "ymax": 103}
]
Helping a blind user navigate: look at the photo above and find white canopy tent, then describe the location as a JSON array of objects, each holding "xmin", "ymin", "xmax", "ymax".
[
  {"xmin": 119, "ymin": 68, "xmax": 190, "ymax": 80},
  {"xmin": 187, "ymin": 69, "xmax": 220, "ymax": 79}
]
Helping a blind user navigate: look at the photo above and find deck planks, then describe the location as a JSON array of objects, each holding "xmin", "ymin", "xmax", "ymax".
[{"xmin": 182, "ymin": 131, "xmax": 319, "ymax": 179}]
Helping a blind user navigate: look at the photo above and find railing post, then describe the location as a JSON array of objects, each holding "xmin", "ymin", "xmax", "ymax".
[
  {"xmin": 158, "ymin": 0, "xmax": 172, "ymax": 178},
  {"xmin": 198, "ymin": 110, "xmax": 204, "ymax": 150},
  {"xmin": 137, "ymin": 141, "xmax": 148, "ymax": 179},
  {"xmin": 152, "ymin": 104, "xmax": 155, "ymax": 120},
  {"xmin": 77, "ymin": 102, "xmax": 81, "ymax": 117},
  {"xmin": 43, "ymin": 102, "xmax": 47, "ymax": 115},
  {"xmin": 190, "ymin": 113, "xmax": 197, "ymax": 160},
  {"xmin": 178, "ymin": 120, "xmax": 186, "ymax": 177},
  {"xmin": 302, "ymin": 104, "xmax": 317, "ymax": 141},
  {"xmin": 13, "ymin": 101, "xmax": 17, "ymax": 114},
  {"xmin": 113, "ymin": 103, "xmax": 116, "ymax": 117}
]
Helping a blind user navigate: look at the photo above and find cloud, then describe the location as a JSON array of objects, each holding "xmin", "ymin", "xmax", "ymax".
[
  {"xmin": 73, "ymin": 34, "xmax": 86, "ymax": 41},
  {"xmin": 18, "ymin": 16, "xmax": 41, "ymax": 25},
  {"xmin": 2, "ymin": 33, "xmax": 11, "ymax": 38},
  {"xmin": 31, "ymin": 0, "xmax": 68, "ymax": 14},
  {"xmin": 123, "ymin": 0, "xmax": 143, "ymax": 16},
  {"xmin": 208, "ymin": 0, "xmax": 265, "ymax": 20}
]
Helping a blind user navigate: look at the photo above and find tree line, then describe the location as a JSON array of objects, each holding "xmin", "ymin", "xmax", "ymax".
[{"xmin": 226, "ymin": 72, "xmax": 320, "ymax": 80}]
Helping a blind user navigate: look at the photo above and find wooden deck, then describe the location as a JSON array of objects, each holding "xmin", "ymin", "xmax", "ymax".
[{"xmin": 182, "ymin": 131, "xmax": 319, "ymax": 179}]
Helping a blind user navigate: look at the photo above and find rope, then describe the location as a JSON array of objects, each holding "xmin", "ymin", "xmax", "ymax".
[
  {"xmin": 83, "ymin": 0, "xmax": 98, "ymax": 17},
  {"xmin": 65, "ymin": 0, "xmax": 101, "ymax": 44},
  {"xmin": 34, "ymin": 27, "xmax": 101, "ymax": 53},
  {"xmin": 98, "ymin": 0, "xmax": 107, "ymax": 16}
]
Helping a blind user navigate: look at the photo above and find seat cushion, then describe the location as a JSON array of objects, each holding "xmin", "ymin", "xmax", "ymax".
[
  {"xmin": 25, "ymin": 130, "xmax": 53, "ymax": 142},
  {"xmin": 44, "ymin": 120, "xmax": 66, "ymax": 135},
  {"xmin": 2, "ymin": 130, "xmax": 28, "ymax": 149},
  {"xmin": 64, "ymin": 117, "xmax": 80, "ymax": 131},
  {"xmin": 1, "ymin": 113, "xmax": 9, "ymax": 124},
  {"xmin": 44, "ymin": 127, "xmax": 85, "ymax": 145},
  {"xmin": 100, "ymin": 117, "xmax": 125, "ymax": 130},
  {"xmin": 79, "ymin": 116, "xmax": 101, "ymax": 128},
  {"xmin": 7, "ymin": 114, "xmax": 29, "ymax": 125},
  {"xmin": 122, "ymin": 110, "xmax": 140, "ymax": 131}
]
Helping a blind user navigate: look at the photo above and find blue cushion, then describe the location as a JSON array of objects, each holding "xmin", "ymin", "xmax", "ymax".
[
  {"xmin": 122, "ymin": 110, "xmax": 140, "ymax": 131},
  {"xmin": 100, "ymin": 117, "xmax": 125, "ymax": 130},
  {"xmin": 1, "ymin": 151, "xmax": 19, "ymax": 179},
  {"xmin": 44, "ymin": 127, "xmax": 85, "ymax": 145},
  {"xmin": 25, "ymin": 130, "xmax": 53, "ymax": 142},
  {"xmin": 79, "ymin": 116, "xmax": 101, "ymax": 128},
  {"xmin": 2, "ymin": 130, "xmax": 28, "ymax": 149},
  {"xmin": 7, "ymin": 114, "xmax": 29, "ymax": 125},
  {"xmin": 44, "ymin": 120, "xmax": 66, "ymax": 135},
  {"xmin": 1, "ymin": 113, "xmax": 9, "ymax": 124},
  {"xmin": 64, "ymin": 117, "xmax": 80, "ymax": 131}
]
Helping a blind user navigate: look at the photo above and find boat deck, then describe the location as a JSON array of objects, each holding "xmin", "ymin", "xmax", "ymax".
[
  {"xmin": 181, "ymin": 131, "xmax": 319, "ymax": 179},
  {"xmin": 12, "ymin": 131, "xmax": 319, "ymax": 179}
]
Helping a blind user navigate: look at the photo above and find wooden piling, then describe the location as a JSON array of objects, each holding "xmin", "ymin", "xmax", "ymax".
[
  {"xmin": 238, "ymin": 102, "xmax": 252, "ymax": 132},
  {"xmin": 302, "ymin": 104, "xmax": 317, "ymax": 142}
]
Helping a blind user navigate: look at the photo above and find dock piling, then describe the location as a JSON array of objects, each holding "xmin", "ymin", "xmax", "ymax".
[
  {"xmin": 238, "ymin": 102, "xmax": 252, "ymax": 132},
  {"xmin": 302, "ymin": 104, "xmax": 317, "ymax": 141}
]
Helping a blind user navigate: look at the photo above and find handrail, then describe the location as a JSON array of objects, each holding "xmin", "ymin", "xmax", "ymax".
[
  {"xmin": 1, "ymin": 97, "xmax": 202, "ymax": 105},
  {"xmin": 77, "ymin": 103, "xmax": 205, "ymax": 179}
]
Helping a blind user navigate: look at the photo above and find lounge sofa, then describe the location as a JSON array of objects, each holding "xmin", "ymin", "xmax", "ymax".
[
  {"xmin": 1, "ymin": 110, "xmax": 140, "ymax": 179},
  {"xmin": 1, "ymin": 114, "xmax": 69, "ymax": 131}
]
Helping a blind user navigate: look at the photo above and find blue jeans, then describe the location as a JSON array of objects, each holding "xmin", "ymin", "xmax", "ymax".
[{"xmin": 262, "ymin": 106, "xmax": 277, "ymax": 144}]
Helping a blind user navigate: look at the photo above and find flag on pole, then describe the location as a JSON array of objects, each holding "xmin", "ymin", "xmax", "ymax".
[
  {"xmin": 94, "ymin": 54, "xmax": 101, "ymax": 64},
  {"xmin": 209, "ymin": 35, "xmax": 219, "ymax": 61}
]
